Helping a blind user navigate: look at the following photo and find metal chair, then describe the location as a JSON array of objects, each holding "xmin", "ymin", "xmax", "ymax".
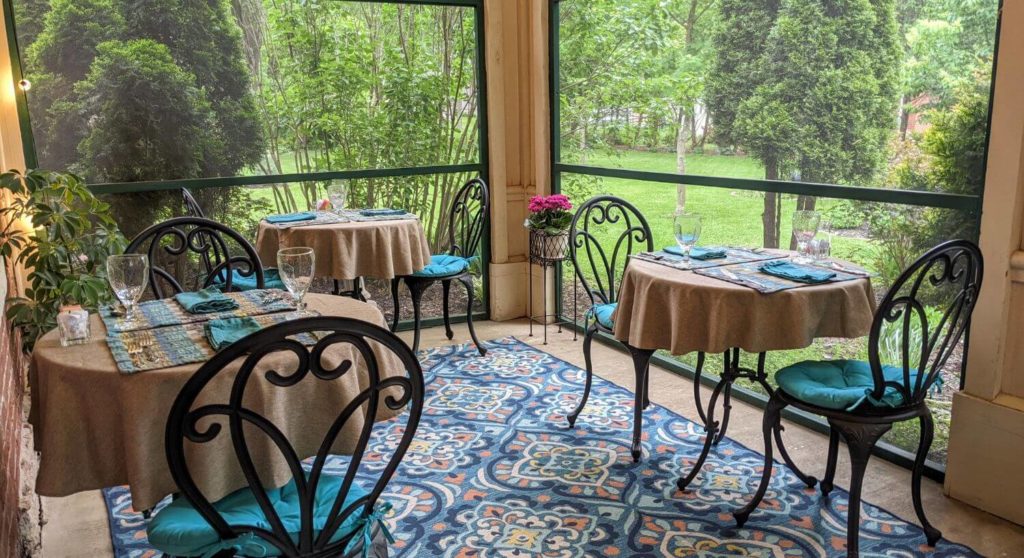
[
  {"xmin": 181, "ymin": 187, "xmax": 205, "ymax": 218},
  {"xmin": 125, "ymin": 216, "xmax": 267, "ymax": 298},
  {"xmin": 734, "ymin": 240, "xmax": 984, "ymax": 557},
  {"xmin": 147, "ymin": 317, "xmax": 424, "ymax": 557},
  {"xmin": 566, "ymin": 196, "xmax": 660, "ymax": 461},
  {"xmin": 390, "ymin": 178, "xmax": 489, "ymax": 356}
]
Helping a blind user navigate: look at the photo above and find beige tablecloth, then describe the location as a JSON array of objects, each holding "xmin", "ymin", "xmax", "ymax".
[
  {"xmin": 255, "ymin": 218, "xmax": 432, "ymax": 280},
  {"xmin": 30, "ymin": 294, "xmax": 409, "ymax": 510},
  {"xmin": 612, "ymin": 258, "xmax": 877, "ymax": 355}
]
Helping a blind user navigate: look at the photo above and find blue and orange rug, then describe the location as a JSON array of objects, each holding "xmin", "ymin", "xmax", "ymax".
[{"xmin": 103, "ymin": 337, "xmax": 980, "ymax": 557}]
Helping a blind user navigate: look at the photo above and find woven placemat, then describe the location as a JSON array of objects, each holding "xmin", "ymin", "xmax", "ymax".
[
  {"xmin": 631, "ymin": 247, "xmax": 785, "ymax": 271},
  {"xmin": 100, "ymin": 289, "xmax": 296, "ymax": 333},
  {"xmin": 695, "ymin": 260, "xmax": 867, "ymax": 294}
]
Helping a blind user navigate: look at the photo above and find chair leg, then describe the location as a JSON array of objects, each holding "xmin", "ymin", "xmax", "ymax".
[
  {"xmin": 567, "ymin": 324, "xmax": 596, "ymax": 428},
  {"xmin": 458, "ymin": 274, "xmax": 486, "ymax": 356},
  {"xmin": 829, "ymin": 418, "xmax": 892, "ymax": 558},
  {"xmin": 406, "ymin": 280, "xmax": 428, "ymax": 353},
  {"xmin": 390, "ymin": 278, "xmax": 401, "ymax": 332},
  {"xmin": 913, "ymin": 412, "xmax": 942, "ymax": 546},
  {"xmin": 820, "ymin": 428, "xmax": 841, "ymax": 499},
  {"xmin": 733, "ymin": 392, "xmax": 785, "ymax": 526},
  {"xmin": 441, "ymin": 279, "xmax": 454, "ymax": 340}
]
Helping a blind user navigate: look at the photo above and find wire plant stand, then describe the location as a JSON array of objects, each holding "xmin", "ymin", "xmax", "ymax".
[{"xmin": 528, "ymin": 229, "xmax": 575, "ymax": 344}]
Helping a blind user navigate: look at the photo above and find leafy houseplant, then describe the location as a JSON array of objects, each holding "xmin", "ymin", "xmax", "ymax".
[
  {"xmin": 525, "ymin": 194, "xmax": 574, "ymax": 262},
  {"xmin": 0, "ymin": 170, "xmax": 126, "ymax": 349}
]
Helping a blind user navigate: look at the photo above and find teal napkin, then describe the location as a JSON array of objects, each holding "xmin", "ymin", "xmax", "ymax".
[
  {"xmin": 759, "ymin": 261, "xmax": 837, "ymax": 284},
  {"xmin": 174, "ymin": 287, "xmax": 239, "ymax": 314},
  {"xmin": 266, "ymin": 211, "xmax": 316, "ymax": 224},
  {"xmin": 359, "ymin": 208, "xmax": 406, "ymax": 217},
  {"xmin": 205, "ymin": 317, "xmax": 262, "ymax": 350},
  {"xmin": 664, "ymin": 246, "xmax": 728, "ymax": 260}
]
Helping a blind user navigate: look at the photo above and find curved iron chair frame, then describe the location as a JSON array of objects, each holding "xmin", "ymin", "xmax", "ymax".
[
  {"xmin": 163, "ymin": 317, "xmax": 424, "ymax": 558},
  {"xmin": 125, "ymin": 216, "xmax": 266, "ymax": 299},
  {"xmin": 733, "ymin": 240, "xmax": 984, "ymax": 557},
  {"xmin": 181, "ymin": 187, "xmax": 205, "ymax": 219},
  {"xmin": 566, "ymin": 196, "xmax": 656, "ymax": 462},
  {"xmin": 390, "ymin": 178, "xmax": 489, "ymax": 356}
]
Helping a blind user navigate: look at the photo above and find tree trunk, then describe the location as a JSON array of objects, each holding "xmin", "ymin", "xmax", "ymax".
[
  {"xmin": 763, "ymin": 159, "xmax": 780, "ymax": 248},
  {"xmin": 676, "ymin": 110, "xmax": 689, "ymax": 212}
]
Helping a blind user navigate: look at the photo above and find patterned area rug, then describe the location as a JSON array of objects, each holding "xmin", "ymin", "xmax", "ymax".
[{"xmin": 103, "ymin": 337, "xmax": 980, "ymax": 557}]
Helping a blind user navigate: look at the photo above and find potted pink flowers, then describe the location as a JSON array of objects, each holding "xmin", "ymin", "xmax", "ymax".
[{"xmin": 525, "ymin": 194, "xmax": 574, "ymax": 261}]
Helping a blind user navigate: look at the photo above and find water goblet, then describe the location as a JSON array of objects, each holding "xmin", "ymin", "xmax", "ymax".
[
  {"xmin": 107, "ymin": 254, "xmax": 149, "ymax": 323},
  {"xmin": 327, "ymin": 181, "xmax": 348, "ymax": 214},
  {"xmin": 278, "ymin": 247, "xmax": 315, "ymax": 312},
  {"xmin": 792, "ymin": 210, "xmax": 822, "ymax": 263},
  {"xmin": 673, "ymin": 212, "xmax": 702, "ymax": 268}
]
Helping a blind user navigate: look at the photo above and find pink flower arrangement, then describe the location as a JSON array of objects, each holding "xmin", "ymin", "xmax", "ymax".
[
  {"xmin": 526, "ymin": 194, "xmax": 574, "ymax": 234},
  {"xmin": 528, "ymin": 194, "xmax": 572, "ymax": 213}
]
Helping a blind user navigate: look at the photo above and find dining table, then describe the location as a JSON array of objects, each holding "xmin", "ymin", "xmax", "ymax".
[
  {"xmin": 29, "ymin": 292, "xmax": 408, "ymax": 511},
  {"xmin": 611, "ymin": 248, "xmax": 877, "ymax": 488},
  {"xmin": 254, "ymin": 210, "xmax": 432, "ymax": 299}
]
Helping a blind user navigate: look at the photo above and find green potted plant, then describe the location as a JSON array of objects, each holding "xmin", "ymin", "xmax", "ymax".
[{"xmin": 0, "ymin": 170, "xmax": 126, "ymax": 349}]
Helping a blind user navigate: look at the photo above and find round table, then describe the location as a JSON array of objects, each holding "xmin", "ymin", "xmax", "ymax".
[
  {"xmin": 254, "ymin": 216, "xmax": 432, "ymax": 283},
  {"xmin": 29, "ymin": 294, "xmax": 405, "ymax": 511},
  {"xmin": 609, "ymin": 255, "xmax": 876, "ymax": 481}
]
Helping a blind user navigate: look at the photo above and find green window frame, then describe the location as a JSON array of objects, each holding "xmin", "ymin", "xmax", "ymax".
[{"xmin": 548, "ymin": 0, "xmax": 1002, "ymax": 480}]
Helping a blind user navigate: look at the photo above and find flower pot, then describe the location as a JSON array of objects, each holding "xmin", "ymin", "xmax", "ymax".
[{"xmin": 530, "ymin": 229, "xmax": 569, "ymax": 263}]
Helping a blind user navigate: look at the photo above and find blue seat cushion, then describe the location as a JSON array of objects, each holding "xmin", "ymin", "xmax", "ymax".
[
  {"xmin": 776, "ymin": 359, "xmax": 925, "ymax": 411},
  {"xmin": 148, "ymin": 475, "xmax": 370, "ymax": 557},
  {"xmin": 412, "ymin": 254, "xmax": 471, "ymax": 278},
  {"xmin": 214, "ymin": 268, "xmax": 286, "ymax": 291},
  {"xmin": 587, "ymin": 302, "xmax": 617, "ymax": 329}
]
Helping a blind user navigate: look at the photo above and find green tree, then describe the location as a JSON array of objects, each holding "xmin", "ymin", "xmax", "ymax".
[{"xmin": 708, "ymin": 0, "xmax": 901, "ymax": 247}]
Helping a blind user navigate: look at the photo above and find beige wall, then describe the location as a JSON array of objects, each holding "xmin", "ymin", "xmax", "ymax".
[{"xmin": 945, "ymin": 1, "xmax": 1024, "ymax": 526}]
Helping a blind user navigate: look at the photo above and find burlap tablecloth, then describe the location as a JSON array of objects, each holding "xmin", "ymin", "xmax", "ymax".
[
  {"xmin": 255, "ymin": 218, "xmax": 432, "ymax": 280},
  {"xmin": 612, "ymin": 258, "xmax": 877, "ymax": 355},
  {"xmin": 30, "ymin": 294, "xmax": 409, "ymax": 510}
]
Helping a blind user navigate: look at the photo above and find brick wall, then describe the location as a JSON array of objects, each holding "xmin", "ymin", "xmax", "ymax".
[{"xmin": 0, "ymin": 267, "xmax": 23, "ymax": 557}]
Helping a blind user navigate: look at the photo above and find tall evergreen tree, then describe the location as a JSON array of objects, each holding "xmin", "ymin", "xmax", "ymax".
[{"xmin": 708, "ymin": 0, "xmax": 901, "ymax": 247}]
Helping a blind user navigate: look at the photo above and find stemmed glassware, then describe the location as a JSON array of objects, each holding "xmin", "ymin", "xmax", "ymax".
[
  {"xmin": 327, "ymin": 181, "xmax": 348, "ymax": 214},
  {"xmin": 792, "ymin": 210, "xmax": 822, "ymax": 263},
  {"xmin": 277, "ymin": 247, "xmax": 315, "ymax": 312},
  {"xmin": 673, "ymin": 212, "xmax": 702, "ymax": 267},
  {"xmin": 107, "ymin": 254, "xmax": 149, "ymax": 322}
]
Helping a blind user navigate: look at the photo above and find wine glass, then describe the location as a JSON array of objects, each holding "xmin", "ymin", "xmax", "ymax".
[
  {"xmin": 107, "ymin": 254, "xmax": 149, "ymax": 322},
  {"xmin": 792, "ymin": 210, "xmax": 822, "ymax": 263},
  {"xmin": 810, "ymin": 230, "xmax": 832, "ymax": 262},
  {"xmin": 673, "ymin": 212, "xmax": 702, "ymax": 267},
  {"xmin": 327, "ymin": 181, "xmax": 348, "ymax": 214},
  {"xmin": 277, "ymin": 247, "xmax": 315, "ymax": 312}
]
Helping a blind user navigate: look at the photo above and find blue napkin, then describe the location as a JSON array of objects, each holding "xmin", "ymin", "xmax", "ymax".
[
  {"xmin": 759, "ymin": 261, "xmax": 837, "ymax": 284},
  {"xmin": 664, "ymin": 246, "xmax": 728, "ymax": 260},
  {"xmin": 174, "ymin": 287, "xmax": 238, "ymax": 314},
  {"xmin": 205, "ymin": 317, "xmax": 262, "ymax": 350},
  {"xmin": 266, "ymin": 211, "xmax": 316, "ymax": 224},
  {"xmin": 359, "ymin": 208, "xmax": 406, "ymax": 217}
]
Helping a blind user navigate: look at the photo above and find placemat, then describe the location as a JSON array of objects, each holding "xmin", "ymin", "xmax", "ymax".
[
  {"xmin": 107, "ymin": 311, "xmax": 322, "ymax": 374},
  {"xmin": 269, "ymin": 211, "xmax": 351, "ymax": 229},
  {"xmin": 100, "ymin": 289, "xmax": 297, "ymax": 333},
  {"xmin": 631, "ymin": 247, "xmax": 785, "ymax": 271},
  {"xmin": 695, "ymin": 259, "xmax": 867, "ymax": 294},
  {"xmin": 340, "ymin": 209, "xmax": 419, "ymax": 222}
]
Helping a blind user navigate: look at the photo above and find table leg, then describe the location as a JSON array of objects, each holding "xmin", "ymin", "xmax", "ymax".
[
  {"xmin": 751, "ymin": 372, "xmax": 818, "ymax": 488},
  {"xmin": 677, "ymin": 367, "xmax": 731, "ymax": 491},
  {"xmin": 625, "ymin": 344, "xmax": 655, "ymax": 463}
]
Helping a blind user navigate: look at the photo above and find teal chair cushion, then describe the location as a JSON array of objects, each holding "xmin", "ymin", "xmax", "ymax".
[
  {"xmin": 587, "ymin": 302, "xmax": 617, "ymax": 329},
  {"xmin": 214, "ymin": 268, "xmax": 286, "ymax": 291},
  {"xmin": 148, "ymin": 475, "xmax": 370, "ymax": 557},
  {"xmin": 776, "ymin": 359, "xmax": 926, "ymax": 411},
  {"xmin": 412, "ymin": 254, "xmax": 471, "ymax": 278}
]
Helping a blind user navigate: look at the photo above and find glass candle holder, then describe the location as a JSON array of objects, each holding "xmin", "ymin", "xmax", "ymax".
[{"xmin": 57, "ymin": 305, "xmax": 91, "ymax": 347}]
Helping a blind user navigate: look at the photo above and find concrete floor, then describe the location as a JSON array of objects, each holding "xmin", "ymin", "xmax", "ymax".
[{"xmin": 40, "ymin": 319, "xmax": 1024, "ymax": 557}]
